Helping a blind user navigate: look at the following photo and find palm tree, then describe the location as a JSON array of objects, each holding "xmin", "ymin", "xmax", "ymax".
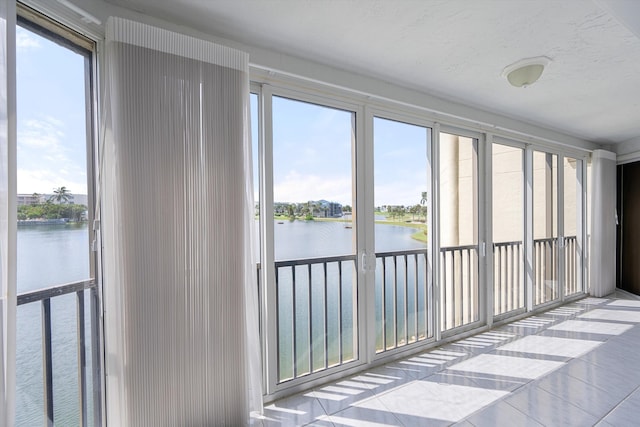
[{"xmin": 49, "ymin": 186, "xmax": 72, "ymax": 204}]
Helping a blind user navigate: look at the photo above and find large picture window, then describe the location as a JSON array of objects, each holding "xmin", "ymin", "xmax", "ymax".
[{"xmin": 15, "ymin": 12, "xmax": 98, "ymax": 426}]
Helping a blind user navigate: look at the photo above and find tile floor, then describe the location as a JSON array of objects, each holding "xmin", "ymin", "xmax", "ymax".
[{"xmin": 252, "ymin": 292, "xmax": 640, "ymax": 426}]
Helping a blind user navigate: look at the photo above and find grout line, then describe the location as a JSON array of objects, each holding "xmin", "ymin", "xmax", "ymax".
[{"xmin": 594, "ymin": 384, "xmax": 640, "ymax": 424}]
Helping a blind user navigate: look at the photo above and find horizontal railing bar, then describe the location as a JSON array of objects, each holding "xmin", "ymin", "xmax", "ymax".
[
  {"xmin": 275, "ymin": 254, "xmax": 357, "ymax": 267},
  {"xmin": 493, "ymin": 241, "xmax": 522, "ymax": 247},
  {"xmin": 260, "ymin": 239, "xmax": 574, "ymax": 271},
  {"xmin": 375, "ymin": 248, "xmax": 428, "ymax": 258},
  {"xmin": 533, "ymin": 237, "xmax": 557, "ymax": 244},
  {"xmin": 18, "ymin": 279, "xmax": 95, "ymax": 306},
  {"xmin": 440, "ymin": 244, "xmax": 477, "ymax": 252}
]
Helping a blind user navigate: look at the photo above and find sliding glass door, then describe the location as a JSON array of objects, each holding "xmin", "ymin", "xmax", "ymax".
[
  {"xmin": 270, "ymin": 95, "xmax": 358, "ymax": 383},
  {"xmin": 563, "ymin": 156, "xmax": 583, "ymax": 296},
  {"xmin": 373, "ymin": 117, "xmax": 433, "ymax": 353},
  {"xmin": 533, "ymin": 150, "xmax": 559, "ymax": 306},
  {"xmin": 439, "ymin": 132, "xmax": 479, "ymax": 331},
  {"xmin": 492, "ymin": 143, "xmax": 525, "ymax": 316}
]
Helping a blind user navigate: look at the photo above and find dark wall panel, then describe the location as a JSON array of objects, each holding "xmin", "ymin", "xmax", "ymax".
[{"xmin": 619, "ymin": 162, "xmax": 640, "ymax": 294}]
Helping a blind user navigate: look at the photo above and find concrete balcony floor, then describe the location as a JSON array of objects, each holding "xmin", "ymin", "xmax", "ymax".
[{"xmin": 252, "ymin": 290, "xmax": 640, "ymax": 426}]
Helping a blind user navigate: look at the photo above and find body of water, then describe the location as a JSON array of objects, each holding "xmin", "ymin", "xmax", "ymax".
[{"xmin": 16, "ymin": 223, "xmax": 91, "ymax": 427}]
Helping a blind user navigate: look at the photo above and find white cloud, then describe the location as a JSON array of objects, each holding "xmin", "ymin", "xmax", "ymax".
[
  {"xmin": 16, "ymin": 28, "xmax": 41, "ymax": 51},
  {"xmin": 17, "ymin": 168, "xmax": 86, "ymax": 195},
  {"xmin": 19, "ymin": 117, "xmax": 64, "ymax": 148},
  {"xmin": 274, "ymin": 171, "xmax": 352, "ymax": 205},
  {"xmin": 17, "ymin": 116, "xmax": 87, "ymax": 194}
]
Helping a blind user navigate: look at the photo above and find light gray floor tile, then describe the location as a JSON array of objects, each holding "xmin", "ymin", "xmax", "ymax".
[
  {"xmin": 537, "ymin": 370, "xmax": 623, "ymax": 418},
  {"xmin": 599, "ymin": 387, "xmax": 640, "ymax": 426},
  {"xmin": 310, "ymin": 384, "xmax": 376, "ymax": 416},
  {"xmin": 558, "ymin": 358, "xmax": 638, "ymax": 401},
  {"xmin": 497, "ymin": 335, "xmax": 602, "ymax": 358},
  {"xmin": 607, "ymin": 300, "xmax": 640, "ymax": 308},
  {"xmin": 425, "ymin": 370, "xmax": 525, "ymax": 392},
  {"xmin": 262, "ymin": 393, "xmax": 328, "ymax": 427},
  {"xmin": 356, "ymin": 379, "xmax": 508, "ymax": 424},
  {"xmin": 464, "ymin": 401, "xmax": 544, "ymax": 427},
  {"xmin": 303, "ymin": 420, "xmax": 335, "ymax": 427},
  {"xmin": 547, "ymin": 319, "xmax": 633, "ymax": 336},
  {"xmin": 506, "ymin": 385, "xmax": 599, "ymax": 426},
  {"xmin": 447, "ymin": 353, "xmax": 563, "ymax": 380},
  {"xmin": 579, "ymin": 308, "xmax": 640, "ymax": 323},
  {"xmin": 327, "ymin": 404, "xmax": 404, "ymax": 427}
]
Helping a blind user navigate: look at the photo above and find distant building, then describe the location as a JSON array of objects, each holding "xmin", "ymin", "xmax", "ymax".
[
  {"xmin": 317, "ymin": 200, "xmax": 343, "ymax": 218},
  {"xmin": 17, "ymin": 194, "xmax": 43, "ymax": 206},
  {"xmin": 17, "ymin": 193, "xmax": 89, "ymax": 206}
]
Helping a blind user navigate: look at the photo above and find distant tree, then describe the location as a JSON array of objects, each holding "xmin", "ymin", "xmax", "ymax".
[
  {"xmin": 409, "ymin": 204, "xmax": 420, "ymax": 221},
  {"xmin": 287, "ymin": 204, "xmax": 296, "ymax": 220},
  {"xmin": 49, "ymin": 186, "xmax": 72, "ymax": 204},
  {"xmin": 420, "ymin": 205, "xmax": 428, "ymax": 221},
  {"xmin": 71, "ymin": 204, "xmax": 86, "ymax": 221},
  {"xmin": 303, "ymin": 202, "xmax": 317, "ymax": 220}
]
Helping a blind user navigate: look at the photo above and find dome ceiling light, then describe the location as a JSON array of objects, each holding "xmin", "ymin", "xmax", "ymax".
[{"xmin": 502, "ymin": 56, "xmax": 552, "ymax": 88}]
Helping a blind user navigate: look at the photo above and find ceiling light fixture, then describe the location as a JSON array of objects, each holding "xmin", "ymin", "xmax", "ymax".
[{"xmin": 502, "ymin": 56, "xmax": 551, "ymax": 88}]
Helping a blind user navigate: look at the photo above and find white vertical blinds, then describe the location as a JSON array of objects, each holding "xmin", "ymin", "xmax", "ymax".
[
  {"xmin": 0, "ymin": 0, "xmax": 16, "ymax": 425},
  {"xmin": 589, "ymin": 149, "xmax": 617, "ymax": 297},
  {"xmin": 102, "ymin": 17, "xmax": 260, "ymax": 425}
]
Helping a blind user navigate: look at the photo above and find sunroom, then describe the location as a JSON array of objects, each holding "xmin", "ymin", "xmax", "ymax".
[{"xmin": 1, "ymin": 0, "xmax": 639, "ymax": 426}]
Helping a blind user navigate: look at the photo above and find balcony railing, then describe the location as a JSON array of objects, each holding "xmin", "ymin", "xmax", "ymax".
[
  {"xmin": 274, "ymin": 255, "xmax": 358, "ymax": 383},
  {"xmin": 534, "ymin": 237, "xmax": 559, "ymax": 305},
  {"xmin": 375, "ymin": 248, "xmax": 432, "ymax": 353},
  {"xmin": 565, "ymin": 236, "xmax": 579, "ymax": 296},
  {"xmin": 440, "ymin": 245, "xmax": 479, "ymax": 331},
  {"xmin": 494, "ymin": 241, "xmax": 524, "ymax": 316},
  {"xmin": 17, "ymin": 279, "xmax": 101, "ymax": 427},
  {"xmin": 264, "ymin": 237, "xmax": 581, "ymax": 385}
]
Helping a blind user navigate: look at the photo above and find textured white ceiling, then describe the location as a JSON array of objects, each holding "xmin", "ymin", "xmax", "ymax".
[{"xmin": 106, "ymin": 0, "xmax": 640, "ymax": 145}]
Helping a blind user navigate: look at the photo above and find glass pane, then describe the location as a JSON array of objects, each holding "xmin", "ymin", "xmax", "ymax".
[
  {"xmin": 587, "ymin": 158, "xmax": 592, "ymax": 288},
  {"xmin": 492, "ymin": 144, "xmax": 524, "ymax": 315},
  {"xmin": 16, "ymin": 24, "xmax": 91, "ymax": 425},
  {"xmin": 272, "ymin": 96, "xmax": 356, "ymax": 382},
  {"xmin": 439, "ymin": 132, "xmax": 478, "ymax": 331},
  {"xmin": 533, "ymin": 151, "xmax": 559, "ymax": 305},
  {"xmin": 373, "ymin": 117, "xmax": 431, "ymax": 352},
  {"xmin": 564, "ymin": 157, "xmax": 581, "ymax": 295},
  {"xmin": 250, "ymin": 93, "xmax": 260, "ymax": 260}
]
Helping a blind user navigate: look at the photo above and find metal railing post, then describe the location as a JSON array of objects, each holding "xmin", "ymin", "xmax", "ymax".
[
  {"xmin": 76, "ymin": 290, "xmax": 87, "ymax": 426},
  {"xmin": 41, "ymin": 298, "xmax": 54, "ymax": 427}
]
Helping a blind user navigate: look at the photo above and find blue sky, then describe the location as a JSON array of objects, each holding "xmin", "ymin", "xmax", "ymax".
[
  {"xmin": 252, "ymin": 95, "xmax": 430, "ymax": 207},
  {"xmin": 16, "ymin": 26, "xmax": 88, "ymax": 195}
]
